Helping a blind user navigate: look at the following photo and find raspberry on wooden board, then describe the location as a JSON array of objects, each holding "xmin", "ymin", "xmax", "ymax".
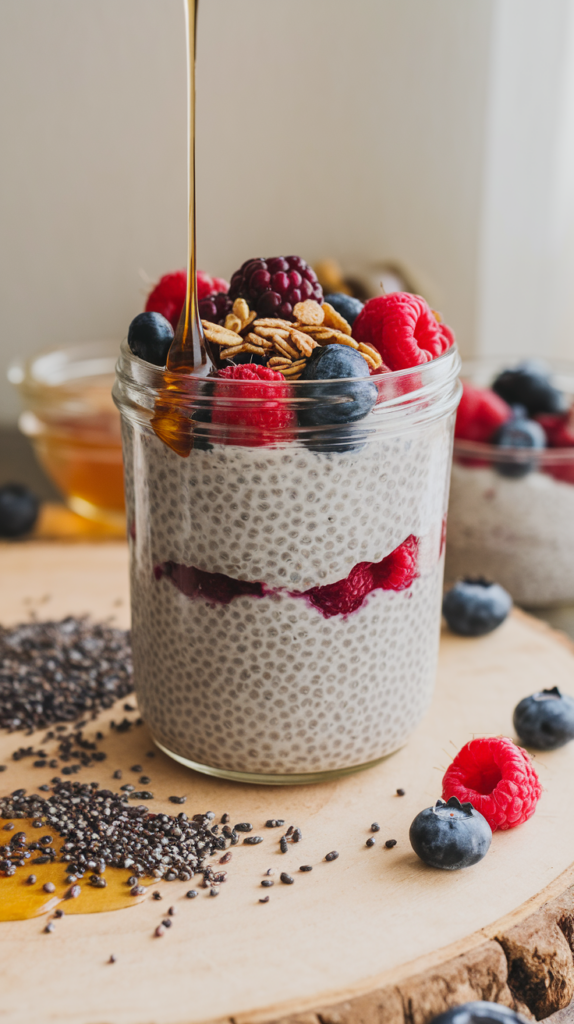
[{"xmin": 442, "ymin": 737, "xmax": 542, "ymax": 832}]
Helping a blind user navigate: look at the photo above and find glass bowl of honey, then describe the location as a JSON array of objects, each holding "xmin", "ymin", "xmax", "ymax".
[{"xmin": 8, "ymin": 339, "xmax": 125, "ymax": 530}]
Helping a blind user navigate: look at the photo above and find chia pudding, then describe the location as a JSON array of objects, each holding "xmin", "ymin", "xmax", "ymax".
[
  {"xmin": 446, "ymin": 359, "xmax": 574, "ymax": 608},
  {"xmin": 115, "ymin": 284, "xmax": 461, "ymax": 781}
]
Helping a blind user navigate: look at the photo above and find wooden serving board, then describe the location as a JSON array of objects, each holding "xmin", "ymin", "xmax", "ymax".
[{"xmin": 2, "ymin": 542, "xmax": 574, "ymax": 1024}]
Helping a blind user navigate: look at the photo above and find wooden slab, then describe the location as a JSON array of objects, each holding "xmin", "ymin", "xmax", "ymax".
[{"xmin": 2, "ymin": 543, "xmax": 574, "ymax": 1024}]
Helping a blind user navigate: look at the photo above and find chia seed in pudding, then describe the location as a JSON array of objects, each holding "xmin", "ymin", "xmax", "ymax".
[{"xmin": 122, "ymin": 417, "xmax": 452, "ymax": 776}]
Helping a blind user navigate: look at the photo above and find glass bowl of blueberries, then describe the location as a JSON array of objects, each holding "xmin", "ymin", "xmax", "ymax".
[{"xmin": 446, "ymin": 357, "xmax": 574, "ymax": 607}]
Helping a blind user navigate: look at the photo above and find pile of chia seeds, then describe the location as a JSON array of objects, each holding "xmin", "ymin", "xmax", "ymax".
[
  {"xmin": 0, "ymin": 781, "xmax": 226, "ymax": 884},
  {"xmin": 0, "ymin": 618, "xmax": 133, "ymax": 733}
]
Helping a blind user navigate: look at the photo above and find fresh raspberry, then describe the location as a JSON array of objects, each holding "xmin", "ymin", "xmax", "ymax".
[
  {"xmin": 145, "ymin": 270, "xmax": 230, "ymax": 330},
  {"xmin": 212, "ymin": 364, "xmax": 296, "ymax": 446},
  {"xmin": 352, "ymin": 293, "xmax": 454, "ymax": 371},
  {"xmin": 145, "ymin": 271, "xmax": 187, "ymax": 330},
  {"xmin": 197, "ymin": 270, "xmax": 229, "ymax": 301},
  {"xmin": 303, "ymin": 536, "xmax": 418, "ymax": 618},
  {"xmin": 455, "ymin": 382, "xmax": 511, "ymax": 443},
  {"xmin": 228, "ymin": 256, "xmax": 323, "ymax": 321},
  {"xmin": 442, "ymin": 737, "xmax": 542, "ymax": 832}
]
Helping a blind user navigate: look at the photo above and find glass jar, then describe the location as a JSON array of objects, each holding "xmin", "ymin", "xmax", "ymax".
[
  {"xmin": 447, "ymin": 358, "xmax": 574, "ymax": 608},
  {"xmin": 8, "ymin": 340, "xmax": 124, "ymax": 529},
  {"xmin": 114, "ymin": 341, "xmax": 461, "ymax": 783}
]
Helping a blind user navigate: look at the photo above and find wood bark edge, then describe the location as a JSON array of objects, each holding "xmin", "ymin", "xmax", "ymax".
[{"xmin": 227, "ymin": 884, "xmax": 574, "ymax": 1024}]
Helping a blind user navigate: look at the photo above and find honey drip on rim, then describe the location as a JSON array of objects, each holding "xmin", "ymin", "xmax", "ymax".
[
  {"xmin": 0, "ymin": 820, "xmax": 149, "ymax": 921},
  {"xmin": 167, "ymin": 0, "xmax": 206, "ymax": 374}
]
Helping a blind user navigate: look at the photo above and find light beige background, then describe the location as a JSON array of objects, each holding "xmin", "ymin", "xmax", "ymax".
[{"xmin": 1, "ymin": 0, "xmax": 574, "ymax": 423}]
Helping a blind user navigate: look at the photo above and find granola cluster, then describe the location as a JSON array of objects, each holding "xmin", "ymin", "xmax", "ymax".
[{"xmin": 202, "ymin": 298, "xmax": 383, "ymax": 378}]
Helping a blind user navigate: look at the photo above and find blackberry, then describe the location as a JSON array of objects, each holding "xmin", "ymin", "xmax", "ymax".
[
  {"xmin": 198, "ymin": 291, "xmax": 233, "ymax": 325},
  {"xmin": 228, "ymin": 256, "xmax": 323, "ymax": 322}
]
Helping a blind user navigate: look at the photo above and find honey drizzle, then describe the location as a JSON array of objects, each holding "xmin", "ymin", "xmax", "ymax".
[
  {"xmin": 167, "ymin": 0, "xmax": 206, "ymax": 374},
  {"xmin": 0, "ymin": 820, "xmax": 149, "ymax": 921}
]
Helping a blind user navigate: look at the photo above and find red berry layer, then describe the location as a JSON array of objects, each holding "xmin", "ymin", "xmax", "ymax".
[
  {"xmin": 212, "ymin": 364, "xmax": 296, "ymax": 447},
  {"xmin": 455, "ymin": 382, "xmax": 511, "ymax": 443},
  {"xmin": 156, "ymin": 536, "xmax": 419, "ymax": 618},
  {"xmin": 145, "ymin": 270, "xmax": 229, "ymax": 330},
  {"xmin": 442, "ymin": 736, "xmax": 542, "ymax": 832}
]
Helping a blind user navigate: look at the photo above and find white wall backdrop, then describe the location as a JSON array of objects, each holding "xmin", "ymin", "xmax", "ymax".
[{"xmin": 1, "ymin": 0, "xmax": 574, "ymax": 422}]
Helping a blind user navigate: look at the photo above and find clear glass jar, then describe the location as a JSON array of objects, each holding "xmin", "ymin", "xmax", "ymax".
[
  {"xmin": 447, "ymin": 358, "xmax": 574, "ymax": 608},
  {"xmin": 114, "ymin": 341, "xmax": 461, "ymax": 783},
  {"xmin": 8, "ymin": 340, "xmax": 124, "ymax": 528}
]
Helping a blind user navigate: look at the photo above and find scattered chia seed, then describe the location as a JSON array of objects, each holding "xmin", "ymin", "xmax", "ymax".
[
  {"xmin": 259, "ymin": 895, "xmax": 270, "ymax": 903},
  {"xmin": 44, "ymin": 921, "xmax": 55, "ymax": 933},
  {"xmin": 280, "ymin": 837, "xmax": 288, "ymax": 854},
  {"xmin": 265, "ymin": 819, "xmax": 284, "ymax": 828},
  {"xmin": 371, "ymin": 823, "xmax": 381, "ymax": 832},
  {"xmin": 243, "ymin": 836, "xmax": 263, "ymax": 845},
  {"xmin": 26, "ymin": 874, "xmax": 36, "ymax": 884},
  {"xmin": 261, "ymin": 879, "xmax": 274, "ymax": 887},
  {"xmin": 168, "ymin": 796, "xmax": 186, "ymax": 804},
  {"xmin": 221, "ymin": 813, "xmax": 229, "ymax": 824},
  {"xmin": 265, "ymin": 868, "xmax": 274, "ymax": 876},
  {"xmin": 154, "ymin": 925, "xmax": 165, "ymax": 937},
  {"xmin": 234, "ymin": 823, "xmax": 252, "ymax": 832},
  {"xmin": 3, "ymin": 823, "xmax": 14, "ymax": 831},
  {"xmin": 396, "ymin": 789, "xmax": 405, "ymax": 797},
  {"xmin": 130, "ymin": 765, "xmax": 142, "ymax": 773},
  {"xmin": 299, "ymin": 865, "xmax": 313, "ymax": 872},
  {"xmin": 161, "ymin": 918, "xmax": 172, "ymax": 928},
  {"xmin": 366, "ymin": 837, "xmax": 376, "ymax": 848},
  {"xmin": 219, "ymin": 852, "xmax": 232, "ymax": 864},
  {"xmin": 152, "ymin": 892, "xmax": 162, "ymax": 901},
  {"xmin": 0, "ymin": 618, "xmax": 132, "ymax": 732},
  {"xmin": 43, "ymin": 882, "xmax": 56, "ymax": 893},
  {"xmin": 186, "ymin": 890, "xmax": 198, "ymax": 898},
  {"xmin": 0, "ymin": 782, "xmax": 228, "ymax": 887},
  {"xmin": 325, "ymin": 851, "xmax": 339, "ymax": 862},
  {"xmin": 0, "ymin": 766, "xmax": 6, "ymax": 772},
  {"xmin": 280, "ymin": 872, "xmax": 294, "ymax": 884},
  {"xmin": 130, "ymin": 885, "xmax": 146, "ymax": 896},
  {"xmin": 285, "ymin": 826, "xmax": 294, "ymax": 837},
  {"xmin": 112, "ymin": 770, "xmax": 122, "ymax": 779},
  {"xmin": 66, "ymin": 885, "xmax": 81, "ymax": 899},
  {"xmin": 168, "ymin": 905, "xmax": 177, "ymax": 916},
  {"xmin": 292, "ymin": 828, "xmax": 302, "ymax": 843},
  {"xmin": 139, "ymin": 776, "xmax": 151, "ymax": 785},
  {"xmin": 108, "ymin": 954, "xmax": 116, "ymax": 964},
  {"xmin": 210, "ymin": 887, "xmax": 219, "ymax": 897},
  {"xmin": 129, "ymin": 791, "xmax": 153, "ymax": 800},
  {"xmin": 385, "ymin": 839, "xmax": 397, "ymax": 848},
  {"xmin": 54, "ymin": 908, "xmax": 64, "ymax": 918}
]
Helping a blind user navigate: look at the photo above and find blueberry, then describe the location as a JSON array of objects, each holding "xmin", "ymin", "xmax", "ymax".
[
  {"xmin": 513, "ymin": 686, "xmax": 574, "ymax": 750},
  {"xmin": 492, "ymin": 360, "xmax": 568, "ymax": 417},
  {"xmin": 0, "ymin": 484, "xmax": 40, "ymax": 538},
  {"xmin": 299, "ymin": 345, "xmax": 377, "ymax": 453},
  {"xmin": 442, "ymin": 579, "xmax": 512, "ymax": 637},
  {"xmin": 323, "ymin": 293, "xmax": 364, "ymax": 327},
  {"xmin": 127, "ymin": 312, "xmax": 174, "ymax": 366},
  {"xmin": 429, "ymin": 1001, "xmax": 528, "ymax": 1024},
  {"xmin": 409, "ymin": 796, "xmax": 492, "ymax": 870},
  {"xmin": 492, "ymin": 415, "xmax": 545, "ymax": 478}
]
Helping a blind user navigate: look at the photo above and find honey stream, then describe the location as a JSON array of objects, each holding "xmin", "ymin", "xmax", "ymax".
[
  {"xmin": 0, "ymin": 821, "xmax": 149, "ymax": 921},
  {"xmin": 167, "ymin": 0, "xmax": 206, "ymax": 374}
]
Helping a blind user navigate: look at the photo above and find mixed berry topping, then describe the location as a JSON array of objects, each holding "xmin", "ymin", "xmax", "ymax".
[
  {"xmin": 513, "ymin": 687, "xmax": 574, "ymax": 750},
  {"xmin": 409, "ymin": 795, "xmax": 491, "ymax": 871},
  {"xmin": 228, "ymin": 256, "xmax": 323, "ymax": 321},
  {"xmin": 442, "ymin": 737, "xmax": 542, "ymax": 832},
  {"xmin": 492, "ymin": 359, "xmax": 568, "ymax": 417},
  {"xmin": 324, "ymin": 292, "xmax": 364, "ymax": 327},
  {"xmin": 351, "ymin": 292, "xmax": 454, "ymax": 371},
  {"xmin": 492, "ymin": 413, "xmax": 546, "ymax": 478},
  {"xmin": 442, "ymin": 579, "xmax": 512, "ymax": 637}
]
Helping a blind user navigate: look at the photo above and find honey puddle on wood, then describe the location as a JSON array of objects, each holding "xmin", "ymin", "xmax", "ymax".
[{"xmin": 0, "ymin": 820, "xmax": 150, "ymax": 921}]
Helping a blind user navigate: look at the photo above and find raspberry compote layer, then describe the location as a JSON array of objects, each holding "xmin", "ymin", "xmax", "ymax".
[
  {"xmin": 447, "ymin": 462, "xmax": 574, "ymax": 607},
  {"xmin": 122, "ymin": 422, "xmax": 451, "ymax": 776}
]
